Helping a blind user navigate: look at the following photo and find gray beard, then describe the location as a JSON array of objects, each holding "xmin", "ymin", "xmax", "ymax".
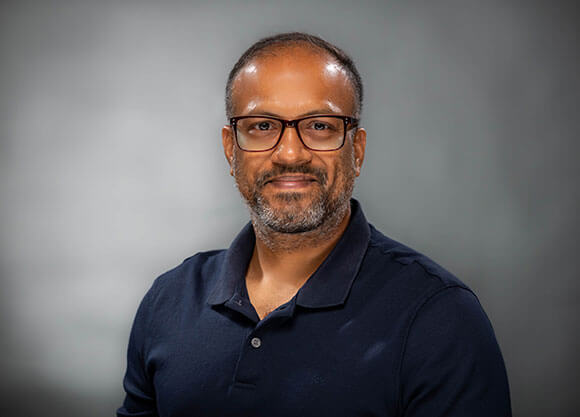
[
  {"xmin": 246, "ymin": 172, "xmax": 354, "ymax": 242},
  {"xmin": 232, "ymin": 149, "xmax": 356, "ymax": 247},
  {"xmin": 248, "ymin": 188, "xmax": 352, "ymax": 252},
  {"xmin": 252, "ymin": 191, "xmax": 329, "ymax": 234}
]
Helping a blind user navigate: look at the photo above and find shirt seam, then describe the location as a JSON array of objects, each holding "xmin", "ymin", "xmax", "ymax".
[
  {"xmin": 369, "ymin": 240, "xmax": 446, "ymax": 284},
  {"xmin": 394, "ymin": 285, "xmax": 475, "ymax": 415}
]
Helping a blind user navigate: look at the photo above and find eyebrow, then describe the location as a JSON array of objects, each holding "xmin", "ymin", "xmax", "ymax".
[{"xmin": 246, "ymin": 109, "xmax": 341, "ymax": 118}]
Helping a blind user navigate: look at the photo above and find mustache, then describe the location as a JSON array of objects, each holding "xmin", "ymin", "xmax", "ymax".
[{"xmin": 256, "ymin": 165, "xmax": 328, "ymax": 188}]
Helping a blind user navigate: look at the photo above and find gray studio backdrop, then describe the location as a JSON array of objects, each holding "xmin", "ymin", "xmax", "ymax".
[{"xmin": 1, "ymin": 1, "xmax": 578, "ymax": 416}]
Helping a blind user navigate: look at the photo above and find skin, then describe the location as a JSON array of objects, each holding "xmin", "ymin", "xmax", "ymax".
[{"xmin": 222, "ymin": 45, "xmax": 367, "ymax": 320}]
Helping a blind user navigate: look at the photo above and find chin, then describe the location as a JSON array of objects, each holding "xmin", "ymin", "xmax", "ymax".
[{"xmin": 270, "ymin": 191, "xmax": 313, "ymax": 203}]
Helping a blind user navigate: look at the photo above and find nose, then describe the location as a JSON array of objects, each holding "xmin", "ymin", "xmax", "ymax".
[{"xmin": 270, "ymin": 124, "xmax": 312, "ymax": 165}]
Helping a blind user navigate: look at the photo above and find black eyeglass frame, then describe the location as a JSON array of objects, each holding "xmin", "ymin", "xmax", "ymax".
[{"xmin": 229, "ymin": 114, "xmax": 360, "ymax": 152}]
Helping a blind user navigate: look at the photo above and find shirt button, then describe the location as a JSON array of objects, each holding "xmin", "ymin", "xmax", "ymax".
[{"xmin": 250, "ymin": 337, "xmax": 262, "ymax": 348}]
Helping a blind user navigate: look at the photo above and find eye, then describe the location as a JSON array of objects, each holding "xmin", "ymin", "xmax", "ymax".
[
  {"xmin": 257, "ymin": 121, "xmax": 273, "ymax": 130},
  {"xmin": 302, "ymin": 118, "xmax": 339, "ymax": 133}
]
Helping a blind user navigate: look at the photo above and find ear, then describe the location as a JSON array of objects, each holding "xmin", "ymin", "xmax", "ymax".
[
  {"xmin": 222, "ymin": 125, "xmax": 235, "ymax": 176},
  {"xmin": 352, "ymin": 128, "xmax": 366, "ymax": 177}
]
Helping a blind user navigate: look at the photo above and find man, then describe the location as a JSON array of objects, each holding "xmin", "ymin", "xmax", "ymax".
[{"xmin": 118, "ymin": 32, "xmax": 511, "ymax": 417}]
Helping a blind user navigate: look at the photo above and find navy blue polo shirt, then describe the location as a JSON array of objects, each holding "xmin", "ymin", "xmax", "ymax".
[{"xmin": 118, "ymin": 200, "xmax": 511, "ymax": 417}]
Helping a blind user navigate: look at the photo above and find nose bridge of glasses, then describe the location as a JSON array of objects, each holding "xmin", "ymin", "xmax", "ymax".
[
  {"xmin": 279, "ymin": 120, "xmax": 301, "ymax": 141},
  {"xmin": 275, "ymin": 119, "xmax": 310, "ymax": 154},
  {"xmin": 280, "ymin": 119, "xmax": 305, "ymax": 144}
]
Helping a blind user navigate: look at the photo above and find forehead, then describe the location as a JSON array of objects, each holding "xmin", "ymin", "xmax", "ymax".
[{"xmin": 230, "ymin": 46, "xmax": 356, "ymax": 117}]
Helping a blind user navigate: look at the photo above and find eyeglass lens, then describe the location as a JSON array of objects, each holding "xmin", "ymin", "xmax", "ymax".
[{"xmin": 235, "ymin": 117, "xmax": 345, "ymax": 151}]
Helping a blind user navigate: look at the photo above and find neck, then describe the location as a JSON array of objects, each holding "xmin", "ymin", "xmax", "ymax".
[{"xmin": 247, "ymin": 201, "xmax": 351, "ymax": 289}]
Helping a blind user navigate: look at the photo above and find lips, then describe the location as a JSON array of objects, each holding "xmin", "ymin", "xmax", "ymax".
[
  {"xmin": 268, "ymin": 175, "xmax": 317, "ymax": 183},
  {"xmin": 256, "ymin": 167, "xmax": 327, "ymax": 189},
  {"xmin": 266, "ymin": 175, "xmax": 317, "ymax": 188}
]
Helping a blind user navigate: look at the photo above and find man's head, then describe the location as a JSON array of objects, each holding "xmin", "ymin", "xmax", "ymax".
[{"xmin": 221, "ymin": 32, "xmax": 366, "ymax": 239}]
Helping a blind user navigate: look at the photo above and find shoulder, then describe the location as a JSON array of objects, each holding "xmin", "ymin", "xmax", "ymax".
[
  {"xmin": 366, "ymin": 224, "xmax": 471, "ymax": 294},
  {"xmin": 362, "ymin": 224, "xmax": 489, "ymax": 338},
  {"xmin": 363, "ymin": 227, "xmax": 510, "ymax": 413},
  {"xmin": 397, "ymin": 281, "xmax": 510, "ymax": 415},
  {"xmin": 130, "ymin": 248, "xmax": 228, "ymax": 343},
  {"xmin": 144, "ymin": 249, "xmax": 227, "ymax": 304},
  {"xmin": 364, "ymin": 224, "xmax": 494, "ymax": 342}
]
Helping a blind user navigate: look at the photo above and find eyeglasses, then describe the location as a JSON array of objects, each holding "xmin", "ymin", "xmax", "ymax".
[{"xmin": 229, "ymin": 115, "xmax": 359, "ymax": 152}]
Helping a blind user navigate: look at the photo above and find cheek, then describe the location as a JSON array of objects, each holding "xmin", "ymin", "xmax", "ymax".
[
  {"xmin": 233, "ymin": 149, "xmax": 249, "ymax": 174},
  {"xmin": 232, "ymin": 153, "xmax": 249, "ymax": 187},
  {"xmin": 233, "ymin": 152, "xmax": 267, "ymax": 185},
  {"xmin": 328, "ymin": 150, "xmax": 355, "ymax": 186}
]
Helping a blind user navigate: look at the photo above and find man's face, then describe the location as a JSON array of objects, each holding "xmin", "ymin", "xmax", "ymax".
[{"xmin": 222, "ymin": 46, "xmax": 366, "ymax": 234}]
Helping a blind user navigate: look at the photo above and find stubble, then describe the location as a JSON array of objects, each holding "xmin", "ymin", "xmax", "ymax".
[{"xmin": 232, "ymin": 147, "xmax": 356, "ymax": 251}]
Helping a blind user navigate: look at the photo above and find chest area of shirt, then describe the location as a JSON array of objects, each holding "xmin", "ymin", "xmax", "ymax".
[{"xmin": 148, "ymin": 305, "xmax": 402, "ymax": 417}]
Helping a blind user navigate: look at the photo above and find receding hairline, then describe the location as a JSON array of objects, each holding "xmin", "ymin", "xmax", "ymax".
[
  {"xmin": 228, "ymin": 44, "xmax": 357, "ymax": 113},
  {"xmin": 225, "ymin": 35, "xmax": 363, "ymax": 119},
  {"xmin": 238, "ymin": 41, "xmax": 335, "ymax": 62}
]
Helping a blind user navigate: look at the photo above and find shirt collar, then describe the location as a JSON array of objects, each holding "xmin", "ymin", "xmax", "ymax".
[{"xmin": 207, "ymin": 198, "xmax": 371, "ymax": 309}]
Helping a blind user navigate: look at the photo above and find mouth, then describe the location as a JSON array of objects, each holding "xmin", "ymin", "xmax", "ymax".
[{"xmin": 265, "ymin": 175, "xmax": 318, "ymax": 189}]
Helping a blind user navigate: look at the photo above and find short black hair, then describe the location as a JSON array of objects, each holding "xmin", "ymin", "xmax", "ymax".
[{"xmin": 225, "ymin": 32, "xmax": 363, "ymax": 119}]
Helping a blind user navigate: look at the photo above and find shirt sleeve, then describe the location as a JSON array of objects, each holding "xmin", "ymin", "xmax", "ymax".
[
  {"xmin": 117, "ymin": 288, "xmax": 159, "ymax": 417},
  {"xmin": 399, "ymin": 286, "xmax": 512, "ymax": 417}
]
